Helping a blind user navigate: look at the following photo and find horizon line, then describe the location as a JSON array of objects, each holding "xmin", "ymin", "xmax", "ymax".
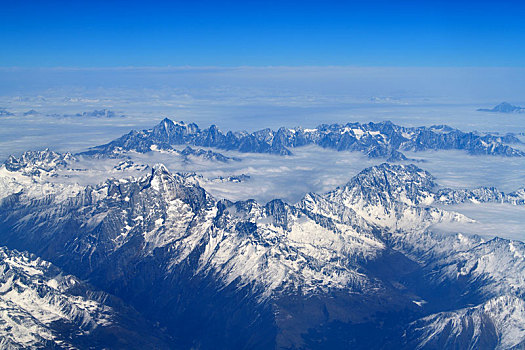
[{"xmin": 1, "ymin": 65, "xmax": 525, "ymax": 71}]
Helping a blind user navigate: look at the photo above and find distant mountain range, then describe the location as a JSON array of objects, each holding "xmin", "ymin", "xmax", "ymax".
[
  {"xmin": 478, "ymin": 102, "xmax": 525, "ymax": 113},
  {"xmin": 0, "ymin": 108, "xmax": 14, "ymax": 117},
  {"xmin": 82, "ymin": 118, "xmax": 525, "ymax": 160},
  {"xmin": 1, "ymin": 149, "xmax": 524, "ymax": 348},
  {"xmin": 47, "ymin": 109, "xmax": 124, "ymax": 118},
  {"xmin": 23, "ymin": 109, "xmax": 40, "ymax": 116},
  {"xmin": 1, "ymin": 108, "xmax": 125, "ymax": 118}
]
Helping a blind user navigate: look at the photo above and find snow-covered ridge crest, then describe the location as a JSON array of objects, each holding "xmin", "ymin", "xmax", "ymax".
[
  {"xmin": 195, "ymin": 198, "xmax": 385, "ymax": 298},
  {"xmin": 436, "ymin": 186, "xmax": 525, "ymax": 205},
  {"xmin": 428, "ymin": 237, "xmax": 525, "ymax": 299},
  {"xmin": 407, "ymin": 295, "xmax": 525, "ymax": 350},
  {"xmin": 0, "ymin": 246, "xmax": 110, "ymax": 348}
]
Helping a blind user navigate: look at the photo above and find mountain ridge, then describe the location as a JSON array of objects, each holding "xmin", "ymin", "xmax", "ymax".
[{"xmin": 80, "ymin": 118, "xmax": 525, "ymax": 160}]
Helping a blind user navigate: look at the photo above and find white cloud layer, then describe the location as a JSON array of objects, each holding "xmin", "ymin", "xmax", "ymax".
[{"xmin": 431, "ymin": 203, "xmax": 525, "ymax": 241}]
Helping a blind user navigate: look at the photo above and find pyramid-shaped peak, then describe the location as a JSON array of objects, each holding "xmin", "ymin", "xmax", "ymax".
[
  {"xmin": 152, "ymin": 163, "xmax": 171, "ymax": 175},
  {"xmin": 345, "ymin": 163, "xmax": 435, "ymax": 189}
]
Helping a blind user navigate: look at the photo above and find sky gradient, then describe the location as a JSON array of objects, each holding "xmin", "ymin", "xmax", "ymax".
[{"xmin": 2, "ymin": 0, "xmax": 525, "ymax": 67}]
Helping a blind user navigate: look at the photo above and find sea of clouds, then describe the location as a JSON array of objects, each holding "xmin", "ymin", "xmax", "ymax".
[{"xmin": 1, "ymin": 66, "xmax": 524, "ymax": 241}]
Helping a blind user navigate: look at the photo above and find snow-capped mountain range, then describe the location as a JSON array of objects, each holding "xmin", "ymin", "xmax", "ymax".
[
  {"xmin": 82, "ymin": 118, "xmax": 525, "ymax": 160},
  {"xmin": 0, "ymin": 119, "xmax": 525, "ymax": 349},
  {"xmin": 1, "ymin": 131, "xmax": 524, "ymax": 349}
]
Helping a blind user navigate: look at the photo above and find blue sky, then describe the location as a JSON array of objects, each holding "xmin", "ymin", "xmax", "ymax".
[{"xmin": 1, "ymin": 0, "xmax": 525, "ymax": 67}]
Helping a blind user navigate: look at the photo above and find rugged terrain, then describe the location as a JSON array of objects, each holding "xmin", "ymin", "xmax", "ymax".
[{"xmin": 0, "ymin": 140, "xmax": 524, "ymax": 348}]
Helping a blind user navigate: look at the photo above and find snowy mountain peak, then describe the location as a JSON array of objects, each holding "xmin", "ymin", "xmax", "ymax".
[
  {"xmin": 333, "ymin": 163, "xmax": 437, "ymax": 209},
  {"xmin": 151, "ymin": 162, "xmax": 171, "ymax": 176},
  {"xmin": 344, "ymin": 163, "xmax": 435, "ymax": 191}
]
